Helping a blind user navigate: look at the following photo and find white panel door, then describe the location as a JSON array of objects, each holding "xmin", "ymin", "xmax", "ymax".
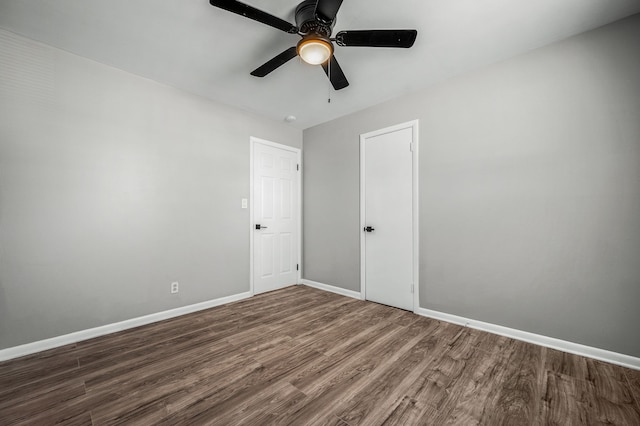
[
  {"xmin": 253, "ymin": 141, "xmax": 299, "ymax": 294},
  {"xmin": 363, "ymin": 126, "xmax": 414, "ymax": 311}
]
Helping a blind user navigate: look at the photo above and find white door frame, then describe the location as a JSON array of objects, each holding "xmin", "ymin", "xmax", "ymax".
[
  {"xmin": 249, "ymin": 137, "xmax": 302, "ymax": 296},
  {"xmin": 360, "ymin": 120, "xmax": 420, "ymax": 312}
]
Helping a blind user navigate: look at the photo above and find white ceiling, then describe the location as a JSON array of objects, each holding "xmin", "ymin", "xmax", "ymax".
[{"xmin": 1, "ymin": 0, "xmax": 639, "ymax": 129}]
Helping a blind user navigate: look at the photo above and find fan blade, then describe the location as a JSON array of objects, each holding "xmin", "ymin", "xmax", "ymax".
[
  {"xmin": 251, "ymin": 47, "xmax": 298, "ymax": 77},
  {"xmin": 209, "ymin": 0, "xmax": 298, "ymax": 34},
  {"xmin": 321, "ymin": 55, "xmax": 349, "ymax": 90},
  {"xmin": 335, "ymin": 30, "xmax": 417, "ymax": 48},
  {"xmin": 314, "ymin": 0, "xmax": 344, "ymax": 23}
]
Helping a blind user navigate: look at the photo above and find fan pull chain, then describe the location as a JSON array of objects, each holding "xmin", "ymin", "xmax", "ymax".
[{"xmin": 327, "ymin": 59, "xmax": 331, "ymax": 103}]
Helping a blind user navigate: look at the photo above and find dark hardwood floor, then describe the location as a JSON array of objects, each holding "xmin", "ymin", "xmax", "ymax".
[{"xmin": 1, "ymin": 285, "xmax": 639, "ymax": 425}]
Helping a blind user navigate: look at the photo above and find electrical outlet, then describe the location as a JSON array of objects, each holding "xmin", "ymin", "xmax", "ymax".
[{"xmin": 171, "ymin": 282, "xmax": 179, "ymax": 294}]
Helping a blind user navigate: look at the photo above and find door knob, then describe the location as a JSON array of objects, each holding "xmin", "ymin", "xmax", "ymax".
[
  {"xmin": 255, "ymin": 224, "xmax": 268, "ymax": 230},
  {"xmin": 364, "ymin": 226, "xmax": 375, "ymax": 232}
]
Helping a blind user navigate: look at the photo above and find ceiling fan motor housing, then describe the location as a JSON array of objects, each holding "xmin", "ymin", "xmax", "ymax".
[
  {"xmin": 208, "ymin": 0, "xmax": 417, "ymax": 90},
  {"xmin": 295, "ymin": 0, "xmax": 334, "ymax": 37}
]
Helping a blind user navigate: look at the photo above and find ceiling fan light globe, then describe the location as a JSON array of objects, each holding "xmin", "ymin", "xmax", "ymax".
[{"xmin": 298, "ymin": 39, "xmax": 332, "ymax": 65}]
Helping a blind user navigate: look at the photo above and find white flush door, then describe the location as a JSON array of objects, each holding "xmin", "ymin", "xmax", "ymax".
[
  {"xmin": 252, "ymin": 140, "xmax": 300, "ymax": 294},
  {"xmin": 362, "ymin": 123, "xmax": 417, "ymax": 311}
]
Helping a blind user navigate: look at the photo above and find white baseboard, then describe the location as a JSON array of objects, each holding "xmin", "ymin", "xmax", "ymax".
[
  {"xmin": 301, "ymin": 279, "xmax": 363, "ymax": 300},
  {"xmin": 0, "ymin": 291, "xmax": 252, "ymax": 362},
  {"xmin": 415, "ymin": 307, "xmax": 640, "ymax": 371}
]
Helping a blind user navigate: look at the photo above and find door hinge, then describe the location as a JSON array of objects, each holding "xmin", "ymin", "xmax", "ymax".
[
  {"xmin": 409, "ymin": 142, "xmax": 414, "ymax": 152},
  {"xmin": 411, "ymin": 284, "xmax": 414, "ymax": 293},
  {"xmin": 296, "ymin": 264, "xmax": 299, "ymax": 271},
  {"xmin": 297, "ymin": 164, "xmax": 300, "ymax": 171}
]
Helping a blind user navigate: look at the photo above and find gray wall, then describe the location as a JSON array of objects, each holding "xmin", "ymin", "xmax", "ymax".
[
  {"xmin": 0, "ymin": 29, "xmax": 301, "ymax": 349},
  {"xmin": 303, "ymin": 15, "xmax": 640, "ymax": 357}
]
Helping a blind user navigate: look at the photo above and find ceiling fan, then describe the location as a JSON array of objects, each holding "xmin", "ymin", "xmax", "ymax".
[{"xmin": 209, "ymin": 0, "xmax": 417, "ymax": 90}]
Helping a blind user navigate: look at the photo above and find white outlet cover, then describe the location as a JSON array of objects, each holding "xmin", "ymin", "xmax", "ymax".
[
  {"xmin": 171, "ymin": 282, "xmax": 179, "ymax": 293},
  {"xmin": 241, "ymin": 198, "xmax": 248, "ymax": 209}
]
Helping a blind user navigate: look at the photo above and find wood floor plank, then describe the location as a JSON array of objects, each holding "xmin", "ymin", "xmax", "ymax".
[
  {"xmin": 235, "ymin": 382, "xmax": 309, "ymax": 426},
  {"xmin": 207, "ymin": 381, "xmax": 306, "ymax": 425},
  {"xmin": 309, "ymin": 415, "xmax": 352, "ymax": 426},
  {"xmin": 75, "ymin": 293, "xmax": 323, "ymax": 366},
  {"xmin": 0, "ymin": 346, "xmax": 79, "ymax": 390},
  {"xmin": 431, "ymin": 347, "xmax": 513, "ymax": 425},
  {"xmin": 15, "ymin": 410, "xmax": 93, "ymax": 426},
  {"xmin": 82, "ymin": 332, "xmax": 238, "ymax": 391},
  {"xmin": 545, "ymin": 347, "xmax": 589, "ymax": 380},
  {"xmin": 0, "ymin": 369, "xmax": 85, "ymax": 412},
  {"xmin": 335, "ymin": 334, "xmax": 445, "ymax": 425},
  {"xmin": 89, "ymin": 356, "xmax": 264, "ymax": 424},
  {"xmin": 626, "ymin": 368, "xmax": 640, "ymax": 410},
  {"xmin": 228, "ymin": 297, "xmax": 362, "ymax": 349},
  {"xmin": 287, "ymin": 322, "xmax": 406, "ymax": 395},
  {"xmin": 281, "ymin": 301, "xmax": 368, "ymax": 342},
  {"xmin": 471, "ymin": 329, "xmax": 517, "ymax": 357},
  {"xmin": 87, "ymin": 329, "xmax": 299, "ymax": 421},
  {"xmin": 78, "ymin": 293, "xmax": 325, "ymax": 382},
  {"xmin": 0, "ymin": 381, "xmax": 86, "ymax": 424},
  {"xmin": 266, "ymin": 325, "xmax": 432, "ymax": 424},
  {"xmin": 75, "ymin": 311, "xmax": 237, "ymax": 367},
  {"xmin": 589, "ymin": 365, "xmax": 638, "ymax": 407},
  {"xmin": 542, "ymin": 369, "xmax": 640, "ymax": 425},
  {"xmin": 0, "ymin": 343, "xmax": 77, "ymax": 375},
  {"xmin": 82, "ymin": 320, "xmax": 234, "ymax": 371},
  {"xmin": 586, "ymin": 357, "xmax": 628, "ymax": 387},
  {"xmin": 478, "ymin": 340, "xmax": 544, "ymax": 425},
  {"xmin": 155, "ymin": 347, "xmax": 325, "ymax": 424},
  {"xmin": 267, "ymin": 364, "xmax": 370, "ymax": 425},
  {"xmin": 412, "ymin": 328, "xmax": 509, "ymax": 423},
  {"xmin": 541, "ymin": 371, "xmax": 598, "ymax": 425},
  {"xmin": 283, "ymin": 328, "xmax": 446, "ymax": 425},
  {"xmin": 0, "ymin": 285, "xmax": 636, "ymax": 425},
  {"xmin": 84, "ymin": 337, "xmax": 238, "ymax": 393}
]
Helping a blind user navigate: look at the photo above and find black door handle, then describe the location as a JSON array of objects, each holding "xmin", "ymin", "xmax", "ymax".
[
  {"xmin": 255, "ymin": 224, "xmax": 268, "ymax": 230},
  {"xmin": 364, "ymin": 226, "xmax": 375, "ymax": 232}
]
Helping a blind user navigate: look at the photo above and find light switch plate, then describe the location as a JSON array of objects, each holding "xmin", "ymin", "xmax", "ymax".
[{"xmin": 241, "ymin": 198, "xmax": 248, "ymax": 209}]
